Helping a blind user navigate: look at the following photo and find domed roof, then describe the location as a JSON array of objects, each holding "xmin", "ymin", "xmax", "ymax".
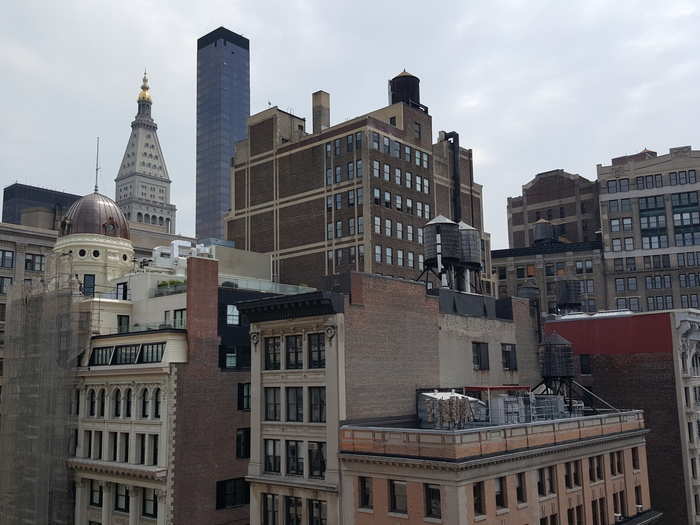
[{"xmin": 59, "ymin": 192, "xmax": 130, "ymax": 240}]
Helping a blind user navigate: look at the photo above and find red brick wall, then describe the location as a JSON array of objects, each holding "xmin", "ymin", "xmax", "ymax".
[
  {"xmin": 545, "ymin": 314, "xmax": 673, "ymax": 355},
  {"xmin": 545, "ymin": 315, "xmax": 685, "ymax": 524},
  {"xmin": 172, "ymin": 257, "xmax": 251, "ymax": 525}
]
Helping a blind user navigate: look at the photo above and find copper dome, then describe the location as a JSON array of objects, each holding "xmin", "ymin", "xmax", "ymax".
[{"xmin": 59, "ymin": 192, "xmax": 130, "ymax": 240}]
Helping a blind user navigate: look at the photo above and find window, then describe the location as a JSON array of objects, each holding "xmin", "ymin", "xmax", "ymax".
[
  {"xmin": 215, "ymin": 478, "xmax": 248, "ymax": 509},
  {"xmin": 309, "ymin": 333, "xmax": 325, "ymax": 368},
  {"xmin": 308, "ymin": 499, "xmax": 327, "ymax": 525},
  {"xmin": 359, "ymin": 477, "xmax": 373, "ymax": 509},
  {"xmin": 356, "ymin": 159, "xmax": 363, "ymax": 178},
  {"xmin": 383, "ymin": 163, "xmax": 390, "ymax": 181},
  {"xmin": 610, "ymin": 451, "xmax": 624, "ymax": 476},
  {"xmin": 325, "ymin": 168, "xmax": 332, "ymax": 185},
  {"xmin": 264, "ymin": 439, "xmax": 281, "ymax": 473},
  {"xmin": 236, "ymin": 428, "xmax": 250, "ymax": 458},
  {"xmin": 612, "ymin": 239, "xmax": 622, "ymax": 252},
  {"xmin": 589, "ymin": 455, "xmax": 604, "ymax": 482},
  {"xmin": 283, "ymin": 335, "xmax": 303, "ymax": 369},
  {"xmin": 385, "ymin": 247, "xmax": 393, "ymax": 265},
  {"xmin": 286, "ymin": 440, "xmax": 304, "ymax": 475},
  {"xmin": 24, "ymin": 253, "xmax": 45, "ymax": 272},
  {"xmin": 615, "ymin": 278, "xmax": 625, "ymax": 292},
  {"xmin": 264, "ymin": 337, "xmax": 280, "ymax": 370},
  {"xmin": 372, "ymin": 160, "xmax": 380, "ymax": 178},
  {"xmin": 262, "ymin": 494, "xmax": 279, "ymax": 525},
  {"xmin": 286, "ymin": 387, "xmax": 303, "ymax": 422},
  {"xmin": 173, "ymin": 308, "xmax": 186, "ymax": 328},
  {"xmin": 285, "ymin": 496, "xmax": 302, "ymax": 525},
  {"xmin": 114, "ymin": 483, "xmax": 129, "ymax": 512},
  {"xmin": 384, "ymin": 218, "xmax": 392, "ymax": 236},
  {"xmin": 407, "ymin": 251, "xmax": 414, "ymax": 268},
  {"xmin": 0, "ymin": 250, "xmax": 14, "ymax": 268},
  {"xmin": 237, "ymin": 383, "xmax": 251, "ymax": 411},
  {"xmin": 264, "ymin": 387, "xmax": 280, "ymax": 421},
  {"xmin": 607, "ymin": 180, "xmax": 618, "ymax": 193},
  {"xmin": 538, "ymin": 466, "xmax": 556, "ymax": 496},
  {"xmin": 632, "ymin": 447, "xmax": 640, "ymax": 470},
  {"xmin": 624, "ymin": 237, "xmax": 634, "ymax": 251},
  {"xmin": 225, "ymin": 305, "xmax": 240, "ymax": 325},
  {"xmin": 89, "ymin": 480, "xmax": 103, "ymax": 507},
  {"xmin": 310, "ymin": 387, "xmax": 326, "ymax": 423},
  {"xmin": 83, "ymin": 274, "xmax": 95, "ymax": 296},
  {"xmin": 371, "ymin": 132, "xmax": 380, "ymax": 150},
  {"xmin": 610, "ymin": 218, "xmax": 620, "ymax": 233},
  {"xmin": 495, "ymin": 477, "xmax": 507, "ymax": 509},
  {"xmin": 375, "ymin": 245, "xmax": 382, "ymax": 263},
  {"xmin": 565, "ymin": 461, "xmax": 581, "ymax": 488},
  {"xmin": 389, "ymin": 480, "xmax": 407, "ymax": 514},
  {"xmin": 472, "ymin": 342, "xmax": 489, "ymax": 370},
  {"xmin": 516, "ymin": 472, "xmax": 527, "ymax": 503},
  {"xmin": 397, "ymin": 249, "xmax": 404, "ymax": 266},
  {"xmin": 309, "ymin": 441, "xmax": 326, "ymax": 478},
  {"xmin": 384, "ymin": 191, "xmax": 391, "ymax": 208},
  {"xmin": 395, "ymin": 194, "xmax": 402, "ymax": 211},
  {"xmin": 395, "ymin": 167, "xmax": 402, "ymax": 185},
  {"xmin": 501, "ymin": 344, "xmax": 517, "ymax": 371},
  {"xmin": 473, "ymin": 481, "xmax": 485, "ymax": 515},
  {"xmin": 425, "ymin": 484, "xmax": 441, "ymax": 518}
]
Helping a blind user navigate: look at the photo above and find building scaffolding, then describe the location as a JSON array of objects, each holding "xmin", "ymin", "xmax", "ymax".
[{"xmin": 0, "ymin": 256, "xmax": 90, "ymax": 524}]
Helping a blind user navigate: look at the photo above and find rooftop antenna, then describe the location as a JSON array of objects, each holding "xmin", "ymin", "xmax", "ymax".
[{"xmin": 94, "ymin": 136, "xmax": 100, "ymax": 193}]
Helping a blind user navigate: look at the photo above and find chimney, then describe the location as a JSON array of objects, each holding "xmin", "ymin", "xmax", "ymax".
[{"xmin": 312, "ymin": 90, "xmax": 330, "ymax": 134}]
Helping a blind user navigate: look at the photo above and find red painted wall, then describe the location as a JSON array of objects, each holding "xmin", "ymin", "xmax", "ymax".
[{"xmin": 544, "ymin": 313, "xmax": 673, "ymax": 355}]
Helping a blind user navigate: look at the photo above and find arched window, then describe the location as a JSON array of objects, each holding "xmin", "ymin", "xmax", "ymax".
[
  {"xmin": 113, "ymin": 389, "xmax": 121, "ymax": 418},
  {"xmin": 154, "ymin": 388, "xmax": 161, "ymax": 419},
  {"xmin": 158, "ymin": 216, "xmax": 164, "ymax": 226},
  {"xmin": 88, "ymin": 389, "xmax": 96, "ymax": 417},
  {"xmin": 137, "ymin": 212, "xmax": 143, "ymax": 223},
  {"xmin": 125, "ymin": 389, "xmax": 132, "ymax": 418},
  {"xmin": 144, "ymin": 214, "xmax": 150, "ymax": 224},
  {"xmin": 98, "ymin": 389, "xmax": 106, "ymax": 417},
  {"xmin": 151, "ymin": 215, "xmax": 157, "ymax": 225},
  {"xmin": 141, "ymin": 389, "xmax": 150, "ymax": 418}
]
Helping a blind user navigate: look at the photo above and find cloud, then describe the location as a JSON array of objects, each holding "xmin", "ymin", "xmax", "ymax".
[{"xmin": 1, "ymin": 0, "xmax": 699, "ymax": 247}]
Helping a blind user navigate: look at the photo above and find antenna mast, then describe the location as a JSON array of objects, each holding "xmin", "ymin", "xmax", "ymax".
[{"xmin": 94, "ymin": 136, "xmax": 101, "ymax": 193}]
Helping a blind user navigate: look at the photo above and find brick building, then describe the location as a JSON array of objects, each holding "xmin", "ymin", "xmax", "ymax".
[
  {"xmin": 240, "ymin": 270, "xmax": 575, "ymax": 524},
  {"xmin": 546, "ymin": 309, "xmax": 700, "ymax": 524},
  {"xmin": 598, "ymin": 146, "xmax": 700, "ymax": 312},
  {"xmin": 507, "ymin": 169, "xmax": 600, "ymax": 249},
  {"xmin": 492, "ymin": 236, "xmax": 607, "ymax": 313},
  {"xmin": 340, "ymin": 411, "xmax": 657, "ymax": 525},
  {"xmin": 225, "ymin": 72, "xmax": 494, "ymax": 293},
  {"xmin": 238, "ymin": 271, "xmax": 660, "ymax": 524}
]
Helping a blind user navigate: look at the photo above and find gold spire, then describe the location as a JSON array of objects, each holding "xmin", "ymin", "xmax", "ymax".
[{"xmin": 138, "ymin": 69, "xmax": 152, "ymax": 102}]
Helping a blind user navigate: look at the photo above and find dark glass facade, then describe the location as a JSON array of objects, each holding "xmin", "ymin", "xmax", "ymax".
[
  {"xmin": 196, "ymin": 27, "xmax": 250, "ymax": 240},
  {"xmin": 2, "ymin": 183, "xmax": 80, "ymax": 228}
]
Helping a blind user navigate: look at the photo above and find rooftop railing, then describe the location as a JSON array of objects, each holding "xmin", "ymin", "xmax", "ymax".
[{"xmin": 340, "ymin": 410, "xmax": 645, "ymax": 461}]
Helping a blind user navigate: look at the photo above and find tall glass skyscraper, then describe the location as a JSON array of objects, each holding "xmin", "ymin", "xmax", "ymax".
[{"xmin": 196, "ymin": 27, "xmax": 250, "ymax": 240}]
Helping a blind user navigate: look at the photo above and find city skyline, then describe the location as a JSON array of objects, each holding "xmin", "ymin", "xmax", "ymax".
[{"xmin": 1, "ymin": 1, "xmax": 699, "ymax": 246}]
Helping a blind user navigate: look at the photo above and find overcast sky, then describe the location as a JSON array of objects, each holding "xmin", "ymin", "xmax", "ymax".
[{"xmin": 1, "ymin": 1, "xmax": 698, "ymax": 248}]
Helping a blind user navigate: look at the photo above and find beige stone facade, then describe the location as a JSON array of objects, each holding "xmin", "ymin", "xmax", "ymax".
[
  {"xmin": 339, "ymin": 412, "xmax": 655, "ymax": 525},
  {"xmin": 598, "ymin": 146, "xmax": 700, "ymax": 313}
]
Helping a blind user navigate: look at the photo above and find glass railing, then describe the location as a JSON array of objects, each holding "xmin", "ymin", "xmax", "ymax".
[{"xmin": 218, "ymin": 275, "xmax": 315, "ymax": 295}]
